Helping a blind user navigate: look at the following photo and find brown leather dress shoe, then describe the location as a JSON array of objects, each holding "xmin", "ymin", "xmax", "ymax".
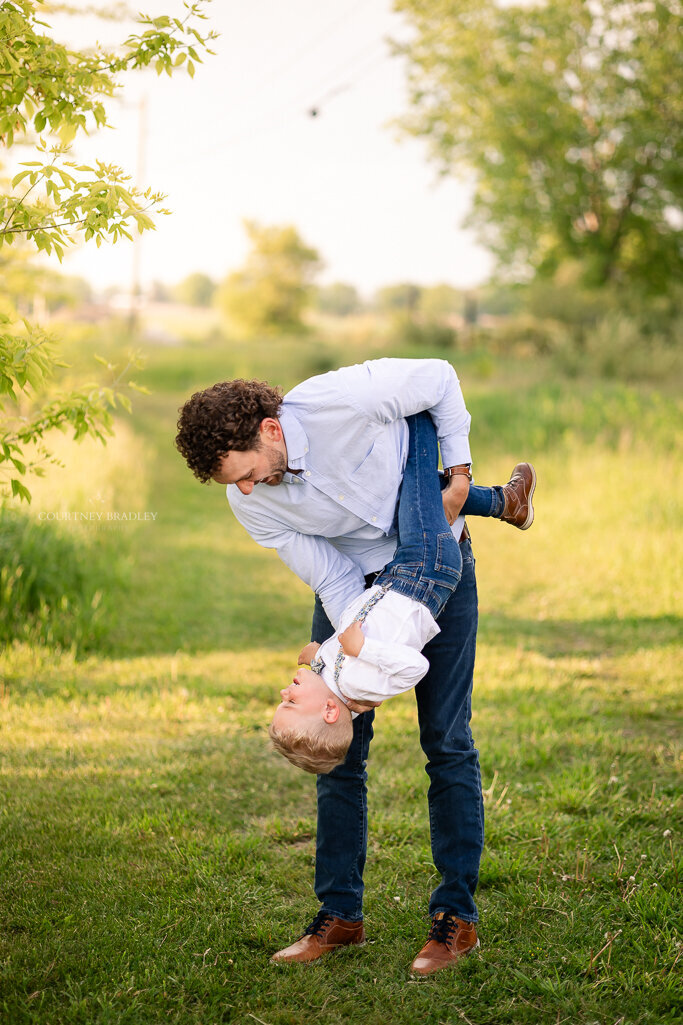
[
  {"xmin": 270, "ymin": 910, "xmax": 365, "ymax": 964},
  {"xmin": 410, "ymin": 912, "xmax": 480, "ymax": 976},
  {"xmin": 501, "ymin": 462, "xmax": 536, "ymax": 529}
]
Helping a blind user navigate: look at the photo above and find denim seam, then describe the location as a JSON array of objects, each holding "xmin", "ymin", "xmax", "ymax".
[{"xmin": 349, "ymin": 711, "xmax": 368, "ymax": 920}]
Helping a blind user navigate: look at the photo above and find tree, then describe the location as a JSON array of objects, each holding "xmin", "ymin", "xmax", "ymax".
[
  {"xmin": 395, "ymin": 0, "xmax": 683, "ymax": 294},
  {"xmin": 173, "ymin": 271, "xmax": 216, "ymax": 307},
  {"xmin": 217, "ymin": 221, "xmax": 322, "ymax": 337},
  {"xmin": 419, "ymin": 283, "xmax": 462, "ymax": 318},
  {"xmin": 374, "ymin": 282, "xmax": 422, "ymax": 312},
  {"xmin": 315, "ymin": 281, "xmax": 362, "ymax": 317},
  {"xmin": 0, "ymin": 1, "xmax": 215, "ymax": 501}
]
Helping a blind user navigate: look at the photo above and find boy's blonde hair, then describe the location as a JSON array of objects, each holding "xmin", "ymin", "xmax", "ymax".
[{"xmin": 269, "ymin": 712, "xmax": 353, "ymax": 774}]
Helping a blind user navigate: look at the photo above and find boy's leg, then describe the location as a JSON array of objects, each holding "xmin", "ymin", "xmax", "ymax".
[
  {"xmin": 374, "ymin": 412, "xmax": 461, "ymax": 619},
  {"xmin": 461, "ymin": 465, "xmax": 536, "ymax": 529},
  {"xmin": 461, "ymin": 484, "xmax": 505, "ymax": 518}
]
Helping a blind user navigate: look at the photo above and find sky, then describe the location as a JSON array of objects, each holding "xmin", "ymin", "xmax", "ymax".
[{"xmin": 50, "ymin": 0, "xmax": 494, "ymax": 297}]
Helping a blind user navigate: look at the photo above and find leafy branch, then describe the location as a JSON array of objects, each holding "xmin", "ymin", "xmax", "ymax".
[{"xmin": 0, "ymin": 0, "xmax": 215, "ymax": 501}]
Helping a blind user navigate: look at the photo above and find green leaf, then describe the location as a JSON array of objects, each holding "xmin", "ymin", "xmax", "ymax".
[{"xmin": 11, "ymin": 478, "xmax": 32, "ymax": 503}]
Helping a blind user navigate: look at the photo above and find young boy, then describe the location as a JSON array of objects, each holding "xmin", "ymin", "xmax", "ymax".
[{"xmin": 269, "ymin": 412, "xmax": 536, "ymax": 773}]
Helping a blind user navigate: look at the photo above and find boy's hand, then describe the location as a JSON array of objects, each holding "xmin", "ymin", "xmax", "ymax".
[
  {"xmin": 298, "ymin": 641, "xmax": 321, "ymax": 666},
  {"xmin": 344, "ymin": 697, "xmax": 383, "ymax": 714},
  {"xmin": 339, "ymin": 620, "xmax": 364, "ymax": 657},
  {"xmin": 442, "ymin": 474, "xmax": 469, "ymax": 526}
]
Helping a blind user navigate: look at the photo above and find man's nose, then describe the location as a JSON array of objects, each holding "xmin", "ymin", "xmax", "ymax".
[{"xmin": 237, "ymin": 480, "xmax": 254, "ymax": 495}]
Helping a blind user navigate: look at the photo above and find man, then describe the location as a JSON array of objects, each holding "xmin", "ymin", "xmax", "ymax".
[{"xmin": 175, "ymin": 358, "xmax": 533, "ymax": 976}]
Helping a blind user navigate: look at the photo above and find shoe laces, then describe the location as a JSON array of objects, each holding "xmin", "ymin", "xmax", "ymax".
[
  {"xmin": 428, "ymin": 912, "xmax": 460, "ymax": 945},
  {"xmin": 303, "ymin": 910, "xmax": 334, "ymax": 939}
]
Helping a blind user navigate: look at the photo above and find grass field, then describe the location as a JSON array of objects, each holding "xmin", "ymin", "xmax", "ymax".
[{"xmin": 0, "ymin": 330, "xmax": 681, "ymax": 1024}]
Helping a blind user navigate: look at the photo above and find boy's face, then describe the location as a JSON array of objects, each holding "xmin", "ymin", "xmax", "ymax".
[{"xmin": 272, "ymin": 667, "xmax": 340, "ymax": 731}]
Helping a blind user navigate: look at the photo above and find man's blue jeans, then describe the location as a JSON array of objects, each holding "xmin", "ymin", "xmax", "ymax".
[{"xmin": 310, "ymin": 413, "xmax": 485, "ymax": 923}]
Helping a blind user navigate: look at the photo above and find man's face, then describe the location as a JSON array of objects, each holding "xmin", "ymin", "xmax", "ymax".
[
  {"xmin": 271, "ymin": 667, "xmax": 335, "ymax": 731},
  {"xmin": 211, "ymin": 418, "xmax": 287, "ymax": 494}
]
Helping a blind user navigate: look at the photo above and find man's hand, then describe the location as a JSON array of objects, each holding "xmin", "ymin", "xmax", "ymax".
[
  {"xmin": 298, "ymin": 641, "xmax": 321, "ymax": 666},
  {"xmin": 339, "ymin": 620, "xmax": 364, "ymax": 657},
  {"xmin": 442, "ymin": 474, "xmax": 470, "ymax": 526},
  {"xmin": 344, "ymin": 696, "xmax": 384, "ymax": 714}
]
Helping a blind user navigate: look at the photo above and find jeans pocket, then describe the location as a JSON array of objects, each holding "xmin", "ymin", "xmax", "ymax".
[
  {"xmin": 391, "ymin": 563, "xmax": 421, "ymax": 580},
  {"xmin": 435, "ymin": 532, "xmax": 462, "ymax": 577},
  {"xmin": 460, "ymin": 539, "xmax": 474, "ymax": 567}
]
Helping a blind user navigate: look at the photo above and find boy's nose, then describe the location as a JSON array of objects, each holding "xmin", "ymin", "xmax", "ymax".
[
  {"xmin": 237, "ymin": 480, "xmax": 254, "ymax": 495},
  {"xmin": 280, "ymin": 686, "xmax": 289, "ymax": 699}
]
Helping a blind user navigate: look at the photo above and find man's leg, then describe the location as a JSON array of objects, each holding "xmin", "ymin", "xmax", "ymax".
[
  {"xmin": 311, "ymin": 594, "xmax": 374, "ymax": 922},
  {"xmin": 410, "ymin": 537, "xmax": 483, "ymax": 974},
  {"xmin": 271, "ymin": 592, "xmax": 374, "ymax": 964}
]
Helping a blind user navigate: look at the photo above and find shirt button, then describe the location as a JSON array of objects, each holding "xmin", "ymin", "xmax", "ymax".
[
  {"xmin": 338, "ymin": 493, "xmax": 344, "ymax": 501},
  {"xmin": 304, "ymin": 446, "xmax": 309, "ymax": 453},
  {"xmin": 372, "ymin": 516, "xmax": 377, "ymax": 522},
  {"xmin": 305, "ymin": 470, "xmax": 311, "ymax": 476}
]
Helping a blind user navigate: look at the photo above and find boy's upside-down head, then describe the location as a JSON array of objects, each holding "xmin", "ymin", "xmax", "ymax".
[{"xmin": 269, "ymin": 666, "xmax": 353, "ymax": 775}]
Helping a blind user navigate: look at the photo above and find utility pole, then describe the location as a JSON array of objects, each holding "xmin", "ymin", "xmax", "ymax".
[{"xmin": 129, "ymin": 94, "xmax": 147, "ymax": 334}]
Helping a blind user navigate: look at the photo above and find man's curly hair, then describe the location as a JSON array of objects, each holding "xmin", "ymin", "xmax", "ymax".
[{"xmin": 175, "ymin": 379, "xmax": 284, "ymax": 482}]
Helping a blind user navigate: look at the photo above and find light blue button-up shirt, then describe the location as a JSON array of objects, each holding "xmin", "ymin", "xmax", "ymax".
[{"xmin": 227, "ymin": 358, "xmax": 471, "ymax": 627}]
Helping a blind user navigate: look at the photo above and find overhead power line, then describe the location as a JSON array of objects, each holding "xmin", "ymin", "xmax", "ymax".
[{"xmin": 172, "ymin": 35, "xmax": 392, "ymax": 167}]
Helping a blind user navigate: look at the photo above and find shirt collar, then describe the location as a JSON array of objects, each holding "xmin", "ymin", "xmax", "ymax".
[
  {"xmin": 315, "ymin": 641, "xmax": 359, "ymax": 718},
  {"xmin": 279, "ymin": 406, "xmax": 310, "ymax": 473}
]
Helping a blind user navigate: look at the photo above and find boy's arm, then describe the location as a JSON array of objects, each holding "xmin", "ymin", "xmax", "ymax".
[
  {"xmin": 297, "ymin": 641, "xmax": 321, "ymax": 665},
  {"xmin": 339, "ymin": 622, "xmax": 430, "ymax": 701},
  {"xmin": 355, "ymin": 636, "xmax": 430, "ymax": 692}
]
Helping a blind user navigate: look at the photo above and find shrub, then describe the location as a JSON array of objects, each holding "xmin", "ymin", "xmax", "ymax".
[
  {"xmin": 552, "ymin": 312, "xmax": 682, "ymax": 382},
  {"xmin": 389, "ymin": 313, "xmax": 456, "ymax": 350}
]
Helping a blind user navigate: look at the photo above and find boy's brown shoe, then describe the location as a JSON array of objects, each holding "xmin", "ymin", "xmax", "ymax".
[
  {"xmin": 410, "ymin": 912, "xmax": 480, "ymax": 976},
  {"xmin": 501, "ymin": 462, "xmax": 536, "ymax": 529},
  {"xmin": 270, "ymin": 910, "xmax": 365, "ymax": 964}
]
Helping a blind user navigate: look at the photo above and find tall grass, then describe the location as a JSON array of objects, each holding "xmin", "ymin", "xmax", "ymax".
[{"xmin": 0, "ymin": 508, "xmax": 109, "ymax": 650}]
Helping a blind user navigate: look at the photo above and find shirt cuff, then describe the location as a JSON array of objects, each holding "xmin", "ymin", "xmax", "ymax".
[{"xmin": 439, "ymin": 437, "xmax": 472, "ymax": 469}]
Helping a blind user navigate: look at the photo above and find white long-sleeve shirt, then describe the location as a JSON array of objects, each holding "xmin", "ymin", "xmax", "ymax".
[
  {"xmin": 314, "ymin": 586, "xmax": 441, "ymax": 717},
  {"xmin": 227, "ymin": 358, "xmax": 471, "ymax": 627}
]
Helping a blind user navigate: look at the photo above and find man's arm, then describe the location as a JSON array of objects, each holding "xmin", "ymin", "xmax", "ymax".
[
  {"xmin": 337, "ymin": 358, "xmax": 472, "ymax": 468},
  {"xmin": 228, "ymin": 498, "xmax": 366, "ymax": 628}
]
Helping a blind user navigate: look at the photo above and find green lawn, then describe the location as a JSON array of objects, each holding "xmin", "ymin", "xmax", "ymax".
[{"xmin": 0, "ymin": 334, "xmax": 681, "ymax": 1024}]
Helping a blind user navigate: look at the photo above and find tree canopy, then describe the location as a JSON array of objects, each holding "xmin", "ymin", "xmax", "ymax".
[
  {"xmin": 173, "ymin": 272, "xmax": 216, "ymax": 307},
  {"xmin": 217, "ymin": 221, "xmax": 322, "ymax": 337},
  {"xmin": 395, "ymin": 0, "xmax": 683, "ymax": 293}
]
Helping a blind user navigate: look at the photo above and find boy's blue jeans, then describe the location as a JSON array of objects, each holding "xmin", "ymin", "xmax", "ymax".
[
  {"xmin": 310, "ymin": 412, "xmax": 488, "ymax": 924},
  {"xmin": 373, "ymin": 411, "xmax": 468, "ymax": 615}
]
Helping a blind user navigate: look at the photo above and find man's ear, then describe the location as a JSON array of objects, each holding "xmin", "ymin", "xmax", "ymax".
[
  {"xmin": 260, "ymin": 417, "xmax": 283, "ymax": 443},
  {"xmin": 322, "ymin": 698, "xmax": 340, "ymax": 724}
]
